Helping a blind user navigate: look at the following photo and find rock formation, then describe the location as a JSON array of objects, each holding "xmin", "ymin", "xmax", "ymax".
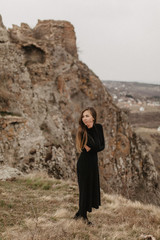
[
  {"xmin": 0, "ymin": 166, "xmax": 23, "ymax": 181},
  {"xmin": 0, "ymin": 15, "xmax": 159, "ymax": 204}
]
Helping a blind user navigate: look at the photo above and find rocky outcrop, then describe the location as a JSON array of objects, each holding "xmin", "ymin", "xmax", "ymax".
[
  {"xmin": 0, "ymin": 166, "xmax": 23, "ymax": 181},
  {"xmin": 0, "ymin": 15, "xmax": 159, "ymax": 204},
  {"xmin": 0, "ymin": 15, "xmax": 8, "ymax": 43}
]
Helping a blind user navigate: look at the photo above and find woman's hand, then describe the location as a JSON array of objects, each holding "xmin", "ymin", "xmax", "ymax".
[{"xmin": 84, "ymin": 145, "xmax": 91, "ymax": 152}]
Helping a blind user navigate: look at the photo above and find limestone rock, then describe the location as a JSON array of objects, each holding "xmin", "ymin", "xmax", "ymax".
[
  {"xmin": 0, "ymin": 15, "xmax": 9, "ymax": 43},
  {"xmin": 0, "ymin": 166, "xmax": 23, "ymax": 181},
  {"xmin": 140, "ymin": 234, "xmax": 156, "ymax": 240},
  {"xmin": 0, "ymin": 15, "xmax": 159, "ymax": 205}
]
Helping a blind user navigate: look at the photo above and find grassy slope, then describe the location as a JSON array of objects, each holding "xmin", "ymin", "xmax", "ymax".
[{"xmin": 0, "ymin": 173, "xmax": 160, "ymax": 240}]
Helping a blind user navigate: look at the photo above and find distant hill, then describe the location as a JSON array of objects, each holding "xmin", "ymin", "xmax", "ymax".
[
  {"xmin": 103, "ymin": 80, "xmax": 160, "ymax": 101},
  {"xmin": 103, "ymin": 80, "xmax": 160, "ymax": 128}
]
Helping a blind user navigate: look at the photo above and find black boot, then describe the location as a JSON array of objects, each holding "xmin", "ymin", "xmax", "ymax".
[
  {"xmin": 73, "ymin": 211, "xmax": 80, "ymax": 220},
  {"xmin": 83, "ymin": 216, "xmax": 92, "ymax": 225}
]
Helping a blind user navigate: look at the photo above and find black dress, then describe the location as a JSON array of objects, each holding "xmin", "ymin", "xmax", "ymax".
[{"xmin": 77, "ymin": 123, "xmax": 105, "ymax": 217}]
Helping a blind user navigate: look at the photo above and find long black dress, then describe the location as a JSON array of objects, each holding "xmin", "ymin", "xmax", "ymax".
[{"xmin": 77, "ymin": 123, "xmax": 105, "ymax": 217}]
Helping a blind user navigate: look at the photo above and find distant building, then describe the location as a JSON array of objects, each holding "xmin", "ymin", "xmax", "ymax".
[{"xmin": 139, "ymin": 107, "xmax": 144, "ymax": 112}]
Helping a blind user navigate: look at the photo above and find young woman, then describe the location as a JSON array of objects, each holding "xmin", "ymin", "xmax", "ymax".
[{"xmin": 74, "ymin": 107, "xmax": 105, "ymax": 225}]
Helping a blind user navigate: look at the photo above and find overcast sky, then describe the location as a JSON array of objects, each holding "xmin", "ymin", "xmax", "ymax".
[{"xmin": 1, "ymin": 0, "xmax": 160, "ymax": 85}]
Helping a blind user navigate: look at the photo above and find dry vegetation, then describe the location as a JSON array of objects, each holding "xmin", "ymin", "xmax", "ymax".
[
  {"xmin": 133, "ymin": 128, "xmax": 160, "ymax": 176},
  {"xmin": 0, "ymin": 172, "xmax": 160, "ymax": 240}
]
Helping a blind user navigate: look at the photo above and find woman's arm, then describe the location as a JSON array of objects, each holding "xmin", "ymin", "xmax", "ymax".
[
  {"xmin": 97, "ymin": 124, "xmax": 105, "ymax": 152},
  {"xmin": 87, "ymin": 124, "xmax": 105, "ymax": 153}
]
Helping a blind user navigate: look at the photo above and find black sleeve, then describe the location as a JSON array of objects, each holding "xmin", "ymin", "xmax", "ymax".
[
  {"xmin": 87, "ymin": 124, "xmax": 105, "ymax": 153},
  {"xmin": 97, "ymin": 124, "xmax": 105, "ymax": 152}
]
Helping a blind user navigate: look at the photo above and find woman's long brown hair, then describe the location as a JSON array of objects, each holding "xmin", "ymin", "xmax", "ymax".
[{"xmin": 76, "ymin": 107, "xmax": 97, "ymax": 153}]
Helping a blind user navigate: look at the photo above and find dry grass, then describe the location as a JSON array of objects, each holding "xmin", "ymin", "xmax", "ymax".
[
  {"xmin": 0, "ymin": 172, "xmax": 160, "ymax": 240},
  {"xmin": 134, "ymin": 127, "xmax": 160, "ymax": 175}
]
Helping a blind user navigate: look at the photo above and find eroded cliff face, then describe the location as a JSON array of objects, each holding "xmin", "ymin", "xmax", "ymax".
[{"xmin": 0, "ymin": 16, "xmax": 159, "ymax": 204}]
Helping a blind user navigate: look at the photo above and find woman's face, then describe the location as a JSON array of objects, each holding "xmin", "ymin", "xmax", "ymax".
[{"xmin": 82, "ymin": 110, "xmax": 94, "ymax": 127}]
